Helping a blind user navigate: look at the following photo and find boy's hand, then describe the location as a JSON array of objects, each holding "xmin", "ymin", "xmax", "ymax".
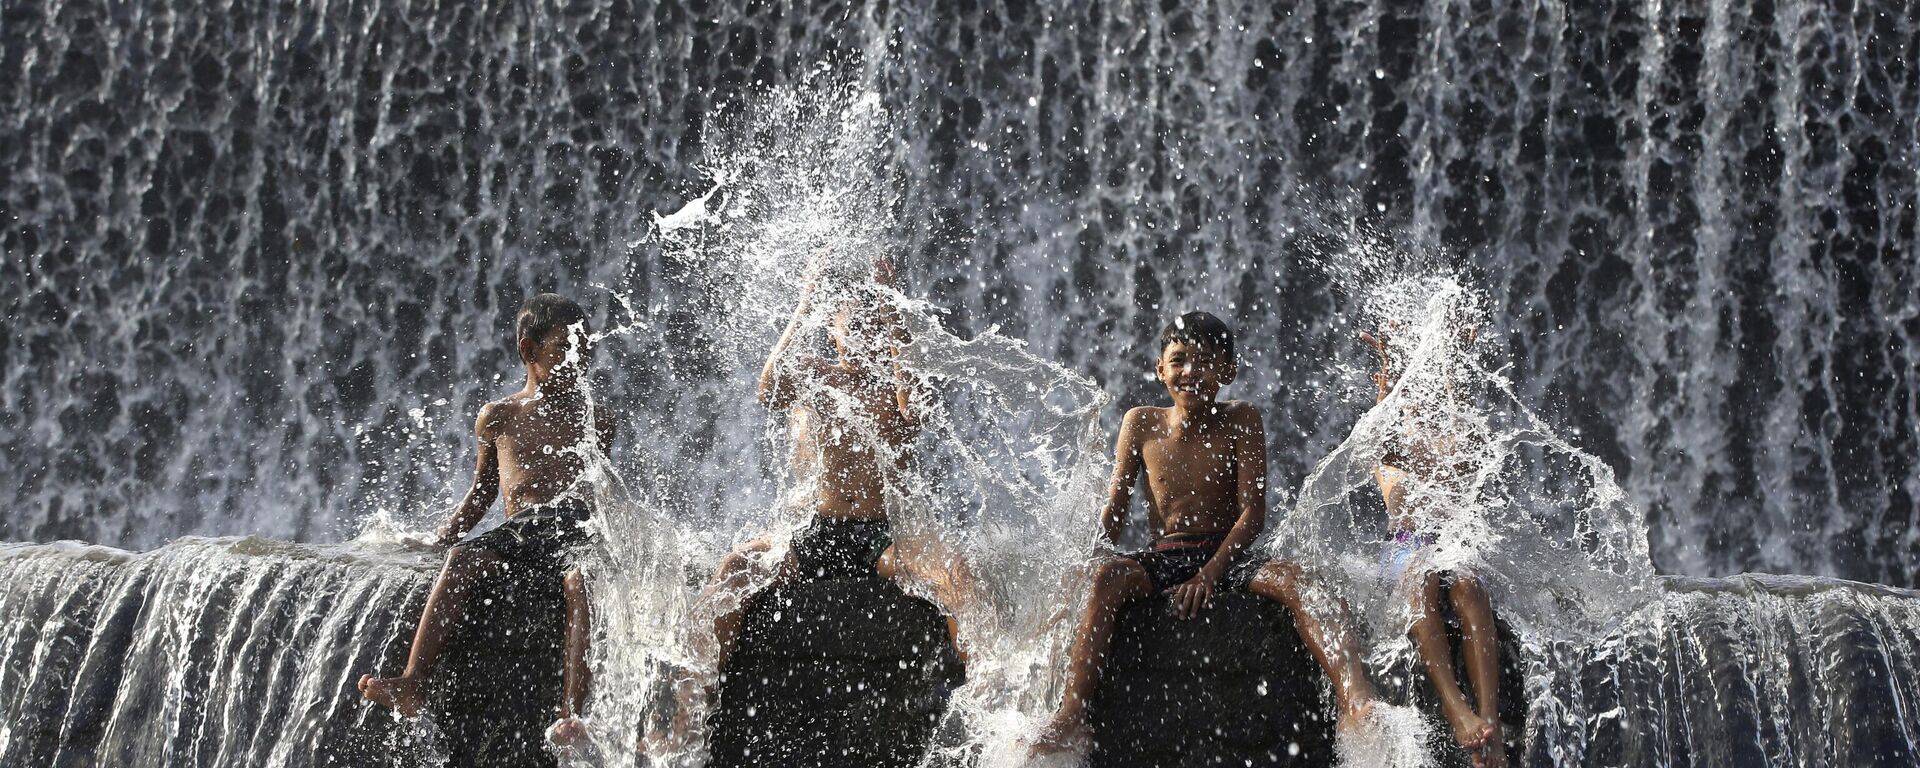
[
  {"xmin": 1166, "ymin": 569, "xmax": 1220, "ymax": 620},
  {"xmin": 399, "ymin": 532, "xmax": 448, "ymax": 551},
  {"xmin": 1360, "ymin": 330, "xmax": 1396, "ymax": 398},
  {"xmin": 800, "ymin": 249, "xmax": 834, "ymax": 294}
]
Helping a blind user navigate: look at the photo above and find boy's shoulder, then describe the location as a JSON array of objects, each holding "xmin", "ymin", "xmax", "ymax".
[
  {"xmin": 1124, "ymin": 400, "xmax": 1264, "ymax": 421},
  {"xmin": 1120, "ymin": 405, "xmax": 1170, "ymax": 431},
  {"xmin": 1216, "ymin": 399, "xmax": 1264, "ymax": 422},
  {"xmin": 475, "ymin": 395, "xmax": 529, "ymax": 439}
]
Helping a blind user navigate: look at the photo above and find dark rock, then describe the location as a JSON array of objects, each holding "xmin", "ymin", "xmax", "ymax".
[
  {"xmin": 706, "ymin": 575, "xmax": 964, "ymax": 768},
  {"xmin": 1088, "ymin": 590, "xmax": 1339, "ymax": 768},
  {"xmin": 426, "ymin": 565, "xmax": 569, "ymax": 768}
]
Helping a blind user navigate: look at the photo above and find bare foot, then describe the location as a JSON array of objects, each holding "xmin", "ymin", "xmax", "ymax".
[
  {"xmin": 548, "ymin": 716, "xmax": 589, "ymax": 750},
  {"xmin": 1476, "ymin": 721, "xmax": 1507, "ymax": 768},
  {"xmin": 1439, "ymin": 696, "xmax": 1495, "ymax": 753},
  {"xmin": 1026, "ymin": 712, "xmax": 1092, "ymax": 757},
  {"xmin": 357, "ymin": 674, "xmax": 425, "ymax": 718},
  {"xmin": 1334, "ymin": 694, "xmax": 1379, "ymax": 737}
]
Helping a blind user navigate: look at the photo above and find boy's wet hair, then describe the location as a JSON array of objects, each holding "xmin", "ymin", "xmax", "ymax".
[
  {"xmin": 516, "ymin": 293, "xmax": 590, "ymax": 342},
  {"xmin": 1159, "ymin": 311, "xmax": 1235, "ymax": 363}
]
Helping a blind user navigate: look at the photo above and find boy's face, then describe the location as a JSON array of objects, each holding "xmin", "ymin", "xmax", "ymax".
[
  {"xmin": 1156, "ymin": 340, "xmax": 1234, "ymax": 408},
  {"xmin": 520, "ymin": 323, "xmax": 592, "ymax": 385},
  {"xmin": 830, "ymin": 304, "xmax": 883, "ymax": 362}
]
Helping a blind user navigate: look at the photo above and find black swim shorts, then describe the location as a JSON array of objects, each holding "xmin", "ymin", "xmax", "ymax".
[
  {"xmin": 1122, "ymin": 536, "xmax": 1261, "ymax": 593},
  {"xmin": 789, "ymin": 517, "xmax": 893, "ymax": 581},
  {"xmin": 464, "ymin": 497, "xmax": 594, "ymax": 574}
]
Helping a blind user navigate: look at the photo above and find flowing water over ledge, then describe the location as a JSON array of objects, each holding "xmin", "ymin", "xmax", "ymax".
[{"xmin": 2, "ymin": 537, "xmax": 1916, "ymax": 767}]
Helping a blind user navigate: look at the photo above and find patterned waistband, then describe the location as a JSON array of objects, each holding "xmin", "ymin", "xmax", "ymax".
[
  {"xmin": 1151, "ymin": 534, "xmax": 1226, "ymax": 552},
  {"xmin": 1391, "ymin": 529, "xmax": 1438, "ymax": 547},
  {"xmin": 517, "ymin": 496, "xmax": 592, "ymax": 520}
]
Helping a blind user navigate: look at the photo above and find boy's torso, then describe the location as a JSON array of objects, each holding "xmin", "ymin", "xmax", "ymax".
[
  {"xmin": 489, "ymin": 391, "xmax": 609, "ymax": 515},
  {"xmin": 1135, "ymin": 402, "xmax": 1255, "ymax": 541},
  {"xmin": 789, "ymin": 366, "xmax": 916, "ymax": 522}
]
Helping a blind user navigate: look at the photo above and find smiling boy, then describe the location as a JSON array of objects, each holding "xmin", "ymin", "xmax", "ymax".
[{"xmin": 1031, "ymin": 311, "xmax": 1378, "ymax": 755}]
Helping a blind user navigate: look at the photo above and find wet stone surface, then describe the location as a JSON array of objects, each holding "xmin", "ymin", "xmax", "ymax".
[
  {"xmin": 1088, "ymin": 590, "xmax": 1339, "ymax": 768},
  {"xmin": 706, "ymin": 574, "xmax": 964, "ymax": 768},
  {"xmin": 423, "ymin": 566, "xmax": 569, "ymax": 768}
]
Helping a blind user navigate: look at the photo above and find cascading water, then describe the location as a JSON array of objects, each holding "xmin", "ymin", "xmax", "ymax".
[
  {"xmin": 4, "ymin": 0, "xmax": 1914, "ymax": 585},
  {"xmin": 5, "ymin": 1, "xmax": 1920, "ymax": 767},
  {"xmin": 575, "ymin": 80, "xmax": 1117, "ymax": 768}
]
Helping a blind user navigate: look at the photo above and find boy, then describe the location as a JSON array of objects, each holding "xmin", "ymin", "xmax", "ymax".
[
  {"xmin": 645, "ymin": 260, "xmax": 983, "ymax": 754},
  {"xmin": 358, "ymin": 293, "xmax": 610, "ymax": 745},
  {"xmin": 1363, "ymin": 328, "xmax": 1506, "ymax": 768},
  {"xmin": 1032, "ymin": 311, "xmax": 1378, "ymax": 755}
]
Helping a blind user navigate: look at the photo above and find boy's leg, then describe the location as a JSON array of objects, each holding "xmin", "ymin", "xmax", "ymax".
[
  {"xmin": 875, "ymin": 539, "xmax": 992, "ymax": 663},
  {"xmin": 644, "ymin": 539, "xmax": 779, "ymax": 755},
  {"xmin": 696, "ymin": 539, "xmax": 778, "ymax": 672},
  {"xmin": 360, "ymin": 544, "xmax": 504, "ymax": 717},
  {"xmin": 549, "ymin": 568, "xmax": 593, "ymax": 746},
  {"xmin": 1246, "ymin": 561, "xmax": 1378, "ymax": 730},
  {"xmin": 1450, "ymin": 575, "xmax": 1506, "ymax": 768},
  {"xmin": 1408, "ymin": 572, "xmax": 1494, "ymax": 756},
  {"xmin": 1030, "ymin": 557, "xmax": 1154, "ymax": 755}
]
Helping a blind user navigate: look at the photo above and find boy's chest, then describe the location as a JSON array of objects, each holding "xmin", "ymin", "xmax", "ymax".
[{"xmin": 1139, "ymin": 432, "xmax": 1238, "ymax": 482}]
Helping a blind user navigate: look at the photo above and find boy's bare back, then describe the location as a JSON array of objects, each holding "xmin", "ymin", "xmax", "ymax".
[
  {"xmin": 784, "ymin": 367, "xmax": 916, "ymax": 521},
  {"xmin": 1118, "ymin": 401, "xmax": 1266, "ymax": 539}
]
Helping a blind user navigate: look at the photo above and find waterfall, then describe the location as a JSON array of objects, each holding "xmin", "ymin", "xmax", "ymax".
[
  {"xmin": 4, "ymin": 539, "xmax": 1916, "ymax": 766},
  {"xmin": 4, "ymin": 0, "xmax": 1915, "ymax": 587},
  {"xmin": 0, "ymin": 539, "xmax": 430, "ymax": 766}
]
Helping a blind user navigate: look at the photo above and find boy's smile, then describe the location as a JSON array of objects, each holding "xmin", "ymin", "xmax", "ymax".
[{"xmin": 1156, "ymin": 340, "xmax": 1234, "ymax": 409}]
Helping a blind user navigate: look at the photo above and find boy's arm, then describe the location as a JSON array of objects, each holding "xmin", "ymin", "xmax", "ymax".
[
  {"xmin": 869, "ymin": 257, "xmax": 922, "ymax": 428},
  {"xmin": 1171, "ymin": 405, "xmax": 1267, "ymax": 619},
  {"xmin": 1099, "ymin": 408, "xmax": 1148, "ymax": 547},
  {"xmin": 435, "ymin": 404, "xmax": 503, "ymax": 547},
  {"xmin": 1361, "ymin": 331, "xmax": 1395, "ymax": 404},
  {"xmin": 883, "ymin": 307, "xmax": 925, "ymax": 428},
  {"xmin": 757, "ymin": 279, "xmax": 821, "ymax": 412}
]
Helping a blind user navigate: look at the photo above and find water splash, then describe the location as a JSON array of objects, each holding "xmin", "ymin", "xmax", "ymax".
[
  {"xmin": 1274, "ymin": 273, "xmax": 1657, "ymax": 647},
  {"xmin": 563, "ymin": 77, "xmax": 1113, "ymax": 767},
  {"xmin": 1264, "ymin": 266, "xmax": 1663, "ymax": 763},
  {"xmin": 1336, "ymin": 703, "xmax": 1437, "ymax": 768}
]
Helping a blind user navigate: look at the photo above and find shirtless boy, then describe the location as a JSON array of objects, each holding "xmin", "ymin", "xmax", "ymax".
[
  {"xmin": 1363, "ymin": 327, "xmax": 1507, "ymax": 767},
  {"xmin": 359, "ymin": 293, "xmax": 610, "ymax": 745},
  {"xmin": 1032, "ymin": 311, "xmax": 1378, "ymax": 755},
  {"xmin": 646, "ymin": 260, "xmax": 982, "ymax": 753}
]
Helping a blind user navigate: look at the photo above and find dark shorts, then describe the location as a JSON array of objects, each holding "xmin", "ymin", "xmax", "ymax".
[
  {"xmin": 789, "ymin": 517, "xmax": 893, "ymax": 581},
  {"xmin": 465, "ymin": 497, "xmax": 594, "ymax": 574},
  {"xmin": 1122, "ymin": 536, "xmax": 1261, "ymax": 593}
]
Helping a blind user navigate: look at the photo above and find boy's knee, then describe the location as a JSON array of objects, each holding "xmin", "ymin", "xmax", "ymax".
[
  {"xmin": 1258, "ymin": 560, "xmax": 1302, "ymax": 591},
  {"xmin": 1449, "ymin": 575, "xmax": 1487, "ymax": 601},
  {"xmin": 720, "ymin": 539, "xmax": 773, "ymax": 570},
  {"xmin": 563, "ymin": 569, "xmax": 587, "ymax": 595},
  {"xmin": 718, "ymin": 551, "xmax": 753, "ymax": 574},
  {"xmin": 1093, "ymin": 559, "xmax": 1147, "ymax": 596},
  {"xmin": 1406, "ymin": 609, "xmax": 1442, "ymax": 636}
]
